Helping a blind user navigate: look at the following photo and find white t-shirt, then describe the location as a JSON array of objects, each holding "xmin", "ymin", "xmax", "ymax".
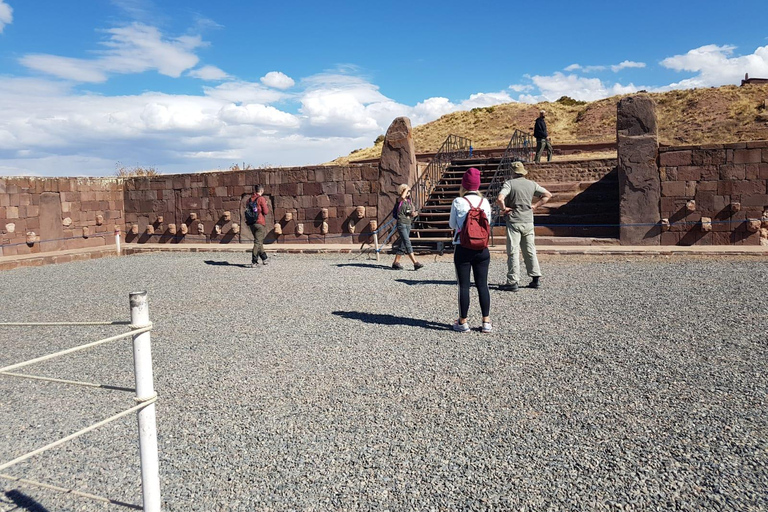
[{"xmin": 448, "ymin": 193, "xmax": 492, "ymax": 245}]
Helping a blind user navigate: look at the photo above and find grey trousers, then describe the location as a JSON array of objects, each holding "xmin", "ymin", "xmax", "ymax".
[
  {"xmin": 249, "ymin": 223, "xmax": 267, "ymax": 263},
  {"xmin": 535, "ymin": 138, "xmax": 553, "ymax": 162},
  {"xmin": 505, "ymin": 222, "xmax": 541, "ymax": 285}
]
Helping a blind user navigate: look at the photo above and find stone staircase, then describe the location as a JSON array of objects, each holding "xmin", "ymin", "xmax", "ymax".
[{"xmin": 408, "ymin": 157, "xmax": 620, "ymax": 251}]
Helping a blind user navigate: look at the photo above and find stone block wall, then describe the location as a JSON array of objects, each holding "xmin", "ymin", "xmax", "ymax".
[
  {"xmin": 524, "ymin": 158, "xmax": 617, "ymax": 182},
  {"xmin": 658, "ymin": 142, "xmax": 768, "ymax": 245},
  {"xmin": 122, "ymin": 164, "xmax": 382, "ymax": 245},
  {"xmin": 0, "ymin": 177, "xmax": 123, "ymax": 257}
]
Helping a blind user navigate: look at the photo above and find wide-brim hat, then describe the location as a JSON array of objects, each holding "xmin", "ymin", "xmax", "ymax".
[{"xmin": 511, "ymin": 161, "xmax": 528, "ymax": 175}]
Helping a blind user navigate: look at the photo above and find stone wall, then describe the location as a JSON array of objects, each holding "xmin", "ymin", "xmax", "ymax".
[
  {"xmin": 658, "ymin": 142, "xmax": 768, "ymax": 245},
  {"xmin": 122, "ymin": 164, "xmax": 382, "ymax": 245},
  {"xmin": 0, "ymin": 177, "xmax": 123, "ymax": 257},
  {"xmin": 524, "ymin": 158, "xmax": 617, "ymax": 182}
]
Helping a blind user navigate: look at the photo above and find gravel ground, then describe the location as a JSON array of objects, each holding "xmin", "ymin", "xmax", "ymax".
[{"xmin": 0, "ymin": 252, "xmax": 766, "ymax": 511}]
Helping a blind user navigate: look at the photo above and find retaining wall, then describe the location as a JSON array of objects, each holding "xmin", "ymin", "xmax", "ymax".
[
  {"xmin": 658, "ymin": 142, "xmax": 768, "ymax": 245},
  {"xmin": 0, "ymin": 178, "xmax": 123, "ymax": 257}
]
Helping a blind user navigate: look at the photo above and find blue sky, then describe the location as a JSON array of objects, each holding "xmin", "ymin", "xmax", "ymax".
[{"xmin": 1, "ymin": 0, "xmax": 767, "ymax": 177}]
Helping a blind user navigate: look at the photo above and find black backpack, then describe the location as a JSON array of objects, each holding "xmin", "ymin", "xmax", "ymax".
[{"xmin": 244, "ymin": 199, "xmax": 259, "ymax": 225}]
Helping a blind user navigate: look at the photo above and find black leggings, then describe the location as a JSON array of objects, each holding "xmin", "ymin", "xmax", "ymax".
[{"xmin": 453, "ymin": 245, "xmax": 491, "ymax": 319}]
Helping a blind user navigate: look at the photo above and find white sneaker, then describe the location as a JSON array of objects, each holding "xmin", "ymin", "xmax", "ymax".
[
  {"xmin": 452, "ymin": 320, "xmax": 470, "ymax": 332},
  {"xmin": 481, "ymin": 322, "xmax": 493, "ymax": 333}
]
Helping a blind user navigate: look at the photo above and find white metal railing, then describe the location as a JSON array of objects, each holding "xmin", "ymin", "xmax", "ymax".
[{"xmin": 0, "ymin": 291, "xmax": 160, "ymax": 511}]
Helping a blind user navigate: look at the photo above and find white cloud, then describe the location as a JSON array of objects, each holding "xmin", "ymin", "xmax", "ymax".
[
  {"xmin": 19, "ymin": 55, "xmax": 108, "ymax": 82},
  {"xmin": 218, "ymin": 104, "xmax": 300, "ymax": 128},
  {"xmin": 260, "ymin": 71, "xmax": 295, "ymax": 89},
  {"xmin": 566, "ymin": 61, "xmax": 645, "ymax": 73},
  {"xmin": 508, "ymin": 84, "xmax": 533, "ymax": 93},
  {"xmin": 0, "ymin": 1, "xmax": 12, "ymax": 33},
  {"xmin": 20, "ymin": 23, "xmax": 204, "ymax": 82},
  {"xmin": 517, "ymin": 72, "xmax": 640, "ymax": 103},
  {"xmin": 611, "ymin": 60, "xmax": 646, "ymax": 72},
  {"xmin": 189, "ymin": 65, "xmax": 230, "ymax": 81},
  {"xmin": 203, "ymin": 81, "xmax": 289, "ymax": 104},
  {"xmin": 661, "ymin": 43, "xmax": 768, "ymax": 88}
]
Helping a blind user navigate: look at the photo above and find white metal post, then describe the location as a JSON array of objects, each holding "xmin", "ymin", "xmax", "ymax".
[
  {"xmin": 373, "ymin": 232, "xmax": 380, "ymax": 261},
  {"xmin": 115, "ymin": 228, "xmax": 121, "ymax": 256},
  {"xmin": 129, "ymin": 291, "xmax": 161, "ymax": 512}
]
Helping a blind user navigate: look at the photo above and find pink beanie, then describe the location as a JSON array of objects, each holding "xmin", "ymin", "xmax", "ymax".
[{"xmin": 462, "ymin": 167, "xmax": 481, "ymax": 191}]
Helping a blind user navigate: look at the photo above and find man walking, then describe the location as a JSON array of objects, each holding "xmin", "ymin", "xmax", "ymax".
[
  {"xmin": 534, "ymin": 110, "xmax": 553, "ymax": 163},
  {"xmin": 245, "ymin": 185, "xmax": 270, "ymax": 267},
  {"xmin": 497, "ymin": 162, "xmax": 552, "ymax": 291}
]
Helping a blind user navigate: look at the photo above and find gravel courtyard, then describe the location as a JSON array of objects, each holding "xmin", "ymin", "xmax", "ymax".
[{"xmin": 0, "ymin": 252, "xmax": 766, "ymax": 511}]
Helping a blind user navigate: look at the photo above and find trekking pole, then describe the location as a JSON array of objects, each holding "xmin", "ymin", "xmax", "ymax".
[{"xmin": 371, "ymin": 221, "xmax": 379, "ymax": 261}]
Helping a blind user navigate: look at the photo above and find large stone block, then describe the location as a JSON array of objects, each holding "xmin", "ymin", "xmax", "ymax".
[
  {"xmin": 659, "ymin": 151, "xmax": 692, "ymax": 167},
  {"xmin": 733, "ymin": 149, "xmax": 762, "ymax": 165},
  {"xmin": 378, "ymin": 117, "xmax": 416, "ymax": 226},
  {"xmin": 617, "ymin": 95, "xmax": 660, "ymax": 245},
  {"xmin": 617, "ymin": 94, "xmax": 658, "ymax": 138}
]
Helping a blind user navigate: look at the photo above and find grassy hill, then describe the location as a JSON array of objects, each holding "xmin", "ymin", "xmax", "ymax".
[{"xmin": 331, "ymin": 84, "xmax": 768, "ymax": 164}]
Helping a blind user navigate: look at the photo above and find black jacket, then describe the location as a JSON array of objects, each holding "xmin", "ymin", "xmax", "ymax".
[{"xmin": 534, "ymin": 117, "xmax": 548, "ymax": 139}]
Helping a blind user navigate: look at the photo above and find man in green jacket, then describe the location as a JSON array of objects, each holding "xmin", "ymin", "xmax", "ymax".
[{"xmin": 496, "ymin": 162, "xmax": 552, "ymax": 291}]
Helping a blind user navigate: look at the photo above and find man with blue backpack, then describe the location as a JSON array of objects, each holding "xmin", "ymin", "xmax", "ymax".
[{"xmin": 244, "ymin": 184, "xmax": 270, "ymax": 267}]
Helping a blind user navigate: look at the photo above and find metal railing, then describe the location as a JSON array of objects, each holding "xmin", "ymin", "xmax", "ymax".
[
  {"xmin": 411, "ymin": 134, "xmax": 473, "ymax": 212},
  {"xmin": 485, "ymin": 130, "xmax": 536, "ymax": 245},
  {"xmin": 376, "ymin": 135, "xmax": 472, "ymax": 254}
]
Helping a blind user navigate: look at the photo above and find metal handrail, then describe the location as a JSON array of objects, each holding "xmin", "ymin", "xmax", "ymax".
[
  {"xmin": 411, "ymin": 134, "xmax": 473, "ymax": 213},
  {"xmin": 486, "ymin": 130, "xmax": 535, "ymax": 245}
]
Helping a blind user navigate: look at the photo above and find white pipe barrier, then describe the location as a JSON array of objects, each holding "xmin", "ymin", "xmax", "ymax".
[
  {"xmin": 115, "ymin": 227, "xmax": 122, "ymax": 256},
  {"xmin": 130, "ymin": 291, "xmax": 161, "ymax": 512},
  {"xmin": 0, "ymin": 292, "xmax": 161, "ymax": 511}
]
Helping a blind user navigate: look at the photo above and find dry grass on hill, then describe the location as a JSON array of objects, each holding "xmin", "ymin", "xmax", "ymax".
[{"xmin": 331, "ymin": 84, "xmax": 768, "ymax": 164}]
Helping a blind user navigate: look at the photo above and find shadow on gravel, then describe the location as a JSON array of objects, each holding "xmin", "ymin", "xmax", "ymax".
[
  {"xmin": 334, "ymin": 263, "xmax": 389, "ymax": 269},
  {"xmin": 203, "ymin": 260, "xmax": 251, "ymax": 268},
  {"xmin": 333, "ymin": 311, "xmax": 448, "ymax": 331},
  {"xmin": 396, "ymin": 279, "xmax": 455, "ymax": 286},
  {"xmin": 4, "ymin": 490, "xmax": 51, "ymax": 512}
]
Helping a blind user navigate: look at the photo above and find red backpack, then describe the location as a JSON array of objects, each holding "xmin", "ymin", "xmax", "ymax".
[{"xmin": 459, "ymin": 196, "xmax": 490, "ymax": 250}]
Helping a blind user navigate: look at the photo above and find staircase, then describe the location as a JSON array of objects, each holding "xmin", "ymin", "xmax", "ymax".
[{"xmin": 408, "ymin": 158, "xmax": 620, "ymax": 252}]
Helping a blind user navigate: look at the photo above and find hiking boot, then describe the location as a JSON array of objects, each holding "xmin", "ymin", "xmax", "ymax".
[
  {"xmin": 452, "ymin": 320, "xmax": 470, "ymax": 332},
  {"xmin": 392, "ymin": 263, "xmax": 404, "ymax": 270},
  {"xmin": 414, "ymin": 262, "xmax": 424, "ymax": 270},
  {"xmin": 246, "ymin": 263, "xmax": 258, "ymax": 269},
  {"xmin": 481, "ymin": 321, "xmax": 493, "ymax": 333},
  {"xmin": 528, "ymin": 277, "xmax": 540, "ymax": 289},
  {"xmin": 261, "ymin": 258, "xmax": 269, "ymax": 266},
  {"xmin": 500, "ymin": 282, "xmax": 519, "ymax": 292}
]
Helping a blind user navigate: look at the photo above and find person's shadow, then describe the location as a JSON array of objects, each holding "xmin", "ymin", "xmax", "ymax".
[
  {"xmin": 332, "ymin": 311, "xmax": 448, "ymax": 331},
  {"xmin": 395, "ymin": 279, "xmax": 455, "ymax": 286},
  {"xmin": 203, "ymin": 260, "xmax": 251, "ymax": 268},
  {"xmin": 334, "ymin": 263, "xmax": 389, "ymax": 269}
]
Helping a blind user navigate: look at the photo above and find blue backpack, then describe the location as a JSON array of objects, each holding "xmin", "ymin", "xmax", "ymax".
[{"xmin": 245, "ymin": 199, "xmax": 260, "ymax": 225}]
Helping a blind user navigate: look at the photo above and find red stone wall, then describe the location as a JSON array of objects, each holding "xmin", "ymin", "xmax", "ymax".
[
  {"xmin": 122, "ymin": 164, "xmax": 381, "ymax": 245},
  {"xmin": 658, "ymin": 141, "xmax": 768, "ymax": 245},
  {"xmin": 524, "ymin": 158, "xmax": 617, "ymax": 182},
  {"xmin": 0, "ymin": 178, "xmax": 123, "ymax": 257}
]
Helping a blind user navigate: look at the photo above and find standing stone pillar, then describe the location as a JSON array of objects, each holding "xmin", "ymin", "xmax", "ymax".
[
  {"xmin": 378, "ymin": 117, "xmax": 417, "ymax": 226},
  {"xmin": 617, "ymin": 95, "xmax": 660, "ymax": 245}
]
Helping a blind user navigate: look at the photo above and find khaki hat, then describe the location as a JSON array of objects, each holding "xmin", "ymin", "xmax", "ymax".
[{"xmin": 511, "ymin": 161, "xmax": 527, "ymax": 175}]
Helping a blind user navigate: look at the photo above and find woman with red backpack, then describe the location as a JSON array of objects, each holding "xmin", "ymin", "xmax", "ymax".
[{"xmin": 448, "ymin": 167, "xmax": 492, "ymax": 333}]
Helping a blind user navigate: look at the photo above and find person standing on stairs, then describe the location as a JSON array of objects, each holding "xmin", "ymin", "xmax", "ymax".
[
  {"xmin": 497, "ymin": 161, "xmax": 552, "ymax": 291},
  {"xmin": 534, "ymin": 109, "xmax": 553, "ymax": 163},
  {"xmin": 449, "ymin": 167, "xmax": 493, "ymax": 333},
  {"xmin": 391, "ymin": 184, "xmax": 424, "ymax": 270}
]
